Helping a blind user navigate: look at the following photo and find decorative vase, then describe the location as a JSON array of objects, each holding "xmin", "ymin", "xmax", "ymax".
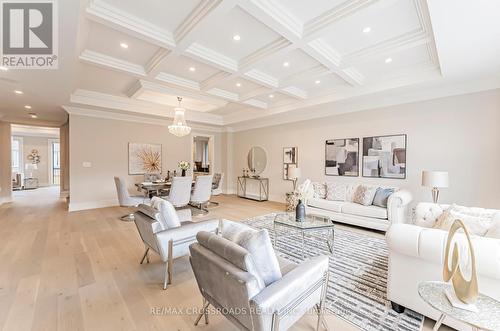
[
  {"xmin": 296, "ymin": 199, "xmax": 305, "ymax": 222},
  {"xmin": 181, "ymin": 169, "xmax": 186, "ymax": 177}
]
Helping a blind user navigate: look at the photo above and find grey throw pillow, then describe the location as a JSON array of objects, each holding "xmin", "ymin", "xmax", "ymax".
[
  {"xmin": 372, "ymin": 188, "xmax": 395, "ymax": 208},
  {"xmin": 352, "ymin": 185, "xmax": 378, "ymax": 206}
]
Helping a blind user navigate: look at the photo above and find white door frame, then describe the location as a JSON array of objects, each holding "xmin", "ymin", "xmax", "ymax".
[
  {"xmin": 47, "ymin": 138, "xmax": 60, "ymax": 186},
  {"xmin": 190, "ymin": 132, "xmax": 215, "ymax": 175}
]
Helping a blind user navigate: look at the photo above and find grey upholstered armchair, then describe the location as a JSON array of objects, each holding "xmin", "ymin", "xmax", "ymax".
[
  {"xmin": 189, "ymin": 228, "xmax": 330, "ymax": 331},
  {"xmin": 133, "ymin": 199, "xmax": 219, "ymax": 290}
]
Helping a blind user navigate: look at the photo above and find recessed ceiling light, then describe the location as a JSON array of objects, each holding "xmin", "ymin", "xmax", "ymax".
[
  {"xmin": 233, "ymin": 34, "xmax": 241, "ymax": 41},
  {"xmin": 14, "ymin": 90, "xmax": 23, "ymax": 95},
  {"xmin": 269, "ymin": 94, "xmax": 274, "ymax": 98},
  {"xmin": 363, "ymin": 27, "xmax": 371, "ymax": 33},
  {"xmin": 385, "ymin": 57, "xmax": 393, "ymax": 64},
  {"xmin": 315, "ymin": 80, "xmax": 321, "ymax": 84},
  {"xmin": 236, "ymin": 82, "xmax": 241, "ymax": 87},
  {"xmin": 0, "ymin": 66, "xmax": 8, "ymax": 71},
  {"xmin": 120, "ymin": 43, "xmax": 129, "ymax": 49},
  {"xmin": 29, "ymin": 113, "xmax": 38, "ymax": 119},
  {"xmin": 189, "ymin": 67, "xmax": 196, "ymax": 72},
  {"xmin": 283, "ymin": 61, "xmax": 290, "ymax": 67},
  {"xmin": 24, "ymin": 105, "xmax": 32, "ymax": 109}
]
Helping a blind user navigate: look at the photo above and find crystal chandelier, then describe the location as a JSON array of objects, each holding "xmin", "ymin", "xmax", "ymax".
[{"xmin": 168, "ymin": 97, "xmax": 191, "ymax": 137}]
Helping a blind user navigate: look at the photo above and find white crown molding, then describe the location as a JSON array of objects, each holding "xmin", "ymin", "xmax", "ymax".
[
  {"xmin": 86, "ymin": 0, "xmax": 176, "ymax": 49},
  {"xmin": 185, "ymin": 43, "xmax": 238, "ymax": 72},
  {"xmin": 240, "ymin": 0, "xmax": 302, "ymax": 40},
  {"xmin": 243, "ymin": 69, "xmax": 279, "ymax": 88},
  {"xmin": 79, "ymin": 50, "xmax": 147, "ymax": 77},
  {"xmin": 303, "ymin": 0, "xmax": 378, "ymax": 38},
  {"xmin": 242, "ymin": 99, "xmax": 267, "ymax": 109},
  {"xmin": 239, "ymin": 37, "xmax": 292, "ymax": 69},
  {"xmin": 64, "ymin": 106, "xmax": 225, "ymax": 133},
  {"xmin": 145, "ymin": 49, "xmax": 171, "ymax": 74},
  {"xmin": 69, "ymin": 89, "xmax": 225, "ymax": 125},
  {"xmin": 155, "ymin": 73, "xmax": 201, "ymax": 90},
  {"xmin": 174, "ymin": 0, "xmax": 224, "ymax": 43},
  {"xmin": 280, "ymin": 86, "xmax": 307, "ymax": 99},
  {"xmin": 200, "ymin": 71, "xmax": 232, "ymax": 91},
  {"xmin": 239, "ymin": 86, "xmax": 271, "ymax": 102},
  {"xmin": 206, "ymin": 88, "xmax": 239, "ymax": 101},
  {"xmin": 11, "ymin": 124, "xmax": 60, "ymax": 138}
]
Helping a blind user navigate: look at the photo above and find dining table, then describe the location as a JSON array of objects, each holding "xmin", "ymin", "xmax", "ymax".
[{"xmin": 135, "ymin": 180, "xmax": 196, "ymax": 198}]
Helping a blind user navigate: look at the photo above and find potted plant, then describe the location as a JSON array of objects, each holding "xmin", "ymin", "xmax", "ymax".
[{"xmin": 178, "ymin": 161, "xmax": 190, "ymax": 177}]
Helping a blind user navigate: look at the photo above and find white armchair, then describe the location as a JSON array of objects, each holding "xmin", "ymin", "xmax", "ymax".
[
  {"xmin": 165, "ymin": 176, "xmax": 192, "ymax": 208},
  {"xmin": 133, "ymin": 200, "xmax": 219, "ymax": 290},
  {"xmin": 114, "ymin": 176, "xmax": 147, "ymax": 221},
  {"xmin": 190, "ymin": 175, "xmax": 213, "ymax": 213}
]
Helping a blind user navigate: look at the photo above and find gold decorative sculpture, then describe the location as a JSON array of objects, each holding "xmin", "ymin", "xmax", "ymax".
[{"xmin": 442, "ymin": 219, "xmax": 478, "ymax": 305}]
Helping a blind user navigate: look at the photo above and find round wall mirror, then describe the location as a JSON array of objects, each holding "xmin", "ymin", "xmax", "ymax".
[{"xmin": 247, "ymin": 147, "xmax": 267, "ymax": 175}]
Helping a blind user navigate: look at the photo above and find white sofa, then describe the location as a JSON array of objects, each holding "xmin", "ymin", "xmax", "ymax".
[
  {"xmin": 386, "ymin": 202, "xmax": 500, "ymax": 331},
  {"xmin": 305, "ymin": 182, "xmax": 412, "ymax": 231}
]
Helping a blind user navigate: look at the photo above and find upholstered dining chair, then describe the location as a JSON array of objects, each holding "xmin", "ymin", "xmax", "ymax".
[
  {"xmin": 164, "ymin": 176, "xmax": 192, "ymax": 208},
  {"xmin": 114, "ymin": 176, "xmax": 148, "ymax": 221},
  {"xmin": 133, "ymin": 198, "xmax": 219, "ymax": 290},
  {"xmin": 190, "ymin": 175, "xmax": 213, "ymax": 213},
  {"xmin": 189, "ymin": 222, "xmax": 330, "ymax": 331},
  {"xmin": 210, "ymin": 173, "xmax": 224, "ymax": 206}
]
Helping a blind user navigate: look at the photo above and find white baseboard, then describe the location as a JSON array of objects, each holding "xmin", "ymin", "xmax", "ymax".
[{"xmin": 68, "ymin": 198, "xmax": 118, "ymax": 212}]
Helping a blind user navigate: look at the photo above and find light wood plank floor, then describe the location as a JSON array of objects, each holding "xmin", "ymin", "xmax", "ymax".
[{"xmin": 0, "ymin": 187, "xmax": 450, "ymax": 331}]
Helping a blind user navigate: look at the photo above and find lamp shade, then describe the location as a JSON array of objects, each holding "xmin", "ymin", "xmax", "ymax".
[
  {"xmin": 288, "ymin": 165, "xmax": 301, "ymax": 179},
  {"xmin": 422, "ymin": 171, "xmax": 449, "ymax": 188},
  {"xmin": 25, "ymin": 163, "xmax": 38, "ymax": 170}
]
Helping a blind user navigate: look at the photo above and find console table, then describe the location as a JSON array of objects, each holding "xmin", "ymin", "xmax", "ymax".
[
  {"xmin": 237, "ymin": 176, "xmax": 269, "ymax": 201},
  {"xmin": 24, "ymin": 177, "xmax": 39, "ymax": 190}
]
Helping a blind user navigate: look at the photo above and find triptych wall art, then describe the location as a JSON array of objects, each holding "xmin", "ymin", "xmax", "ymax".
[
  {"xmin": 283, "ymin": 147, "xmax": 298, "ymax": 180},
  {"xmin": 324, "ymin": 134, "xmax": 407, "ymax": 179}
]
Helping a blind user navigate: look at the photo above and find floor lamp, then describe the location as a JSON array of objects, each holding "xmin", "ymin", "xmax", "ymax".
[{"xmin": 422, "ymin": 171, "xmax": 449, "ymax": 203}]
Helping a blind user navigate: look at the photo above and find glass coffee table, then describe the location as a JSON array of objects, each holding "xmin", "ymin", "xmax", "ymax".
[{"xmin": 273, "ymin": 212, "xmax": 334, "ymax": 259}]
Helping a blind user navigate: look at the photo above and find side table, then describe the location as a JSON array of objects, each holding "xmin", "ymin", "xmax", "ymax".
[
  {"xmin": 24, "ymin": 177, "xmax": 39, "ymax": 190},
  {"xmin": 418, "ymin": 281, "xmax": 500, "ymax": 331}
]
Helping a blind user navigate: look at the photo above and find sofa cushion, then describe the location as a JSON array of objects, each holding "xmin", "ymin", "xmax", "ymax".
[
  {"xmin": 372, "ymin": 188, "xmax": 395, "ymax": 208},
  {"xmin": 325, "ymin": 182, "xmax": 347, "ymax": 201},
  {"xmin": 352, "ymin": 185, "xmax": 378, "ymax": 206},
  {"xmin": 414, "ymin": 203, "xmax": 446, "ymax": 228},
  {"xmin": 434, "ymin": 204, "xmax": 495, "ymax": 236},
  {"xmin": 307, "ymin": 198, "xmax": 345, "ymax": 212},
  {"xmin": 341, "ymin": 202, "xmax": 388, "ymax": 219},
  {"xmin": 485, "ymin": 213, "xmax": 500, "ymax": 239},
  {"xmin": 312, "ymin": 182, "xmax": 326, "ymax": 199}
]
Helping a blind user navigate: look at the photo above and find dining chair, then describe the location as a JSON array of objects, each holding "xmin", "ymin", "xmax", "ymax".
[
  {"xmin": 190, "ymin": 175, "xmax": 213, "ymax": 213},
  {"xmin": 165, "ymin": 176, "xmax": 192, "ymax": 208},
  {"xmin": 210, "ymin": 173, "xmax": 224, "ymax": 206},
  {"xmin": 114, "ymin": 176, "xmax": 148, "ymax": 221}
]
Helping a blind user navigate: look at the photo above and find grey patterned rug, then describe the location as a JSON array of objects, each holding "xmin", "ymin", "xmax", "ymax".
[{"xmin": 242, "ymin": 213, "xmax": 424, "ymax": 331}]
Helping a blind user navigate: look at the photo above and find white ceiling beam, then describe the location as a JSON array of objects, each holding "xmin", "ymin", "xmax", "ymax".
[
  {"xmin": 79, "ymin": 50, "xmax": 147, "ymax": 77},
  {"xmin": 145, "ymin": 49, "xmax": 171, "ymax": 75}
]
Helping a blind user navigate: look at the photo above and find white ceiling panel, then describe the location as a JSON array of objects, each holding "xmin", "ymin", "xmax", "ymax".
[
  {"xmin": 253, "ymin": 49, "xmax": 321, "ymax": 81},
  {"xmin": 86, "ymin": 22, "xmax": 160, "ymax": 65},
  {"xmin": 135, "ymin": 90, "xmax": 219, "ymax": 112},
  {"xmin": 101, "ymin": 0, "xmax": 201, "ymax": 32},
  {"xmin": 272, "ymin": 0, "xmax": 345, "ymax": 23},
  {"xmin": 194, "ymin": 6, "xmax": 282, "ymax": 61},
  {"xmin": 321, "ymin": 0, "xmax": 422, "ymax": 56},
  {"xmin": 157, "ymin": 55, "xmax": 221, "ymax": 82},
  {"xmin": 78, "ymin": 63, "xmax": 137, "ymax": 97},
  {"xmin": 214, "ymin": 77, "xmax": 265, "ymax": 95}
]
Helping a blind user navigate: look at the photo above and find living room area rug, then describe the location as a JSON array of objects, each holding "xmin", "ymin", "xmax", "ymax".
[{"xmin": 242, "ymin": 213, "xmax": 424, "ymax": 331}]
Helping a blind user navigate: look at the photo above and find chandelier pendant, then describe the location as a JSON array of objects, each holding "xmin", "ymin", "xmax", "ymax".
[{"xmin": 168, "ymin": 97, "xmax": 192, "ymax": 137}]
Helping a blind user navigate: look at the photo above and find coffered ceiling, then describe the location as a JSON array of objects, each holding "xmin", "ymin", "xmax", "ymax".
[{"xmin": 1, "ymin": 0, "xmax": 500, "ymax": 129}]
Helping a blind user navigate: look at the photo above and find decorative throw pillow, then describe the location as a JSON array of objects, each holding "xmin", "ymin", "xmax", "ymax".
[
  {"xmin": 150, "ymin": 197, "xmax": 181, "ymax": 229},
  {"xmin": 485, "ymin": 213, "xmax": 500, "ymax": 239},
  {"xmin": 312, "ymin": 182, "xmax": 327, "ymax": 199},
  {"xmin": 352, "ymin": 185, "xmax": 378, "ymax": 206},
  {"xmin": 434, "ymin": 204, "xmax": 494, "ymax": 236},
  {"xmin": 372, "ymin": 188, "xmax": 395, "ymax": 208},
  {"xmin": 325, "ymin": 182, "xmax": 347, "ymax": 201}
]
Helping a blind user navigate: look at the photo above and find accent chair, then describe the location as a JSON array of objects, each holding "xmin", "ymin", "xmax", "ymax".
[
  {"xmin": 190, "ymin": 175, "xmax": 213, "ymax": 213},
  {"xmin": 114, "ymin": 176, "xmax": 147, "ymax": 221},
  {"xmin": 164, "ymin": 176, "xmax": 192, "ymax": 208}
]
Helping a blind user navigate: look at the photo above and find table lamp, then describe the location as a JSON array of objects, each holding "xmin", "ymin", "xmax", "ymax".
[
  {"xmin": 422, "ymin": 171, "xmax": 449, "ymax": 203},
  {"xmin": 288, "ymin": 165, "xmax": 301, "ymax": 191}
]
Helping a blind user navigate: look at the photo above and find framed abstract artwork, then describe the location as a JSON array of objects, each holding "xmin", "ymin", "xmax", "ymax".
[
  {"xmin": 362, "ymin": 134, "xmax": 407, "ymax": 179},
  {"xmin": 128, "ymin": 143, "xmax": 162, "ymax": 175},
  {"xmin": 325, "ymin": 138, "xmax": 359, "ymax": 176},
  {"xmin": 283, "ymin": 147, "xmax": 298, "ymax": 180}
]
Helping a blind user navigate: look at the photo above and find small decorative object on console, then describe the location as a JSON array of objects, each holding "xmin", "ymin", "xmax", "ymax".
[{"xmin": 443, "ymin": 219, "xmax": 479, "ymax": 311}]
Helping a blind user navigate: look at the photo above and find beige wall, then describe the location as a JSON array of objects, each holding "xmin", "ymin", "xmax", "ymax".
[
  {"xmin": 0, "ymin": 122, "xmax": 12, "ymax": 204},
  {"xmin": 231, "ymin": 89, "xmax": 500, "ymax": 209},
  {"xmin": 69, "ymin": 115, "xmax": 224, "ymax": 211}
]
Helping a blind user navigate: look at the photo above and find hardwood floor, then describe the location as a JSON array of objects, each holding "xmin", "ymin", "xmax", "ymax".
[{"xmin": 0, "ymin": 187, "xmax": 449, "ymax": 331}]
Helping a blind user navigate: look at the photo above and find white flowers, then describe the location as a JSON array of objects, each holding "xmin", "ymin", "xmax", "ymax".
[
  {"xmin": 178, "ymin": 161, "xmax": 190, "ymax": 170},
  {"xmin": 295, "ymin": 179, "xmax": 313, "ymax": 201}
]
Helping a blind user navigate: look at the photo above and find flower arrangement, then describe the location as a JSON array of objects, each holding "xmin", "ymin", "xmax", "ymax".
[
  {"xmin": 178, "ymin": 161, "xmax": 190, "ymax": 170},
  {"xmin": 295, "ymin": 180, "xmax": 313, "ymax": 201}
]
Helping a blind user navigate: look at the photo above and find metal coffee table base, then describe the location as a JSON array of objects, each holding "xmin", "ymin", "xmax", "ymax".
[{"xmin": 273, "ymin": 224, "xmax": 334, "ymax": 259}]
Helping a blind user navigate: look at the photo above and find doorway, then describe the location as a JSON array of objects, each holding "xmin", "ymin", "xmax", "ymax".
[{"xmin": 191, "ymin": 134, "xmax": 214, "ymax": 176}]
